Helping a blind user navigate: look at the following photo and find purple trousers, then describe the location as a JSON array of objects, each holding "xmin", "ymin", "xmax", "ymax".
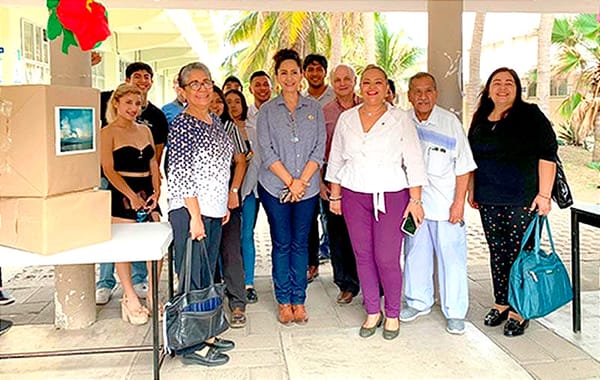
[{"xmin": 342, "ymin": 188, "xmax": 409, "ymax": 318}]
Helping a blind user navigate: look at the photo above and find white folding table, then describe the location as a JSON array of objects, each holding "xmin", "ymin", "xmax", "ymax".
[{"xmin": 0, "ymin": 222, "xmax": 173, "ymax": 380}]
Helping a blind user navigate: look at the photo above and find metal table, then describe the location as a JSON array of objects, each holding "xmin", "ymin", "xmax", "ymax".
[
  {"xmin": 0, "ymin": 222, "xmax": 172, "ymax": 380},
  {"xmin": 570, "ymin": 203, "xmax": 600, "ymax": 333}
]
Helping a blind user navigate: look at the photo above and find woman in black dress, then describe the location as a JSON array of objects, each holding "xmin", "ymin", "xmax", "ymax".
[{"xmin": 101, "ymin": 83, "xmax": 162, "ymax": 325}]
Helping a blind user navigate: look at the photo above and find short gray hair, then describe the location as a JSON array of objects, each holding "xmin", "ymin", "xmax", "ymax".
[
  {"xmin": 329, "ymin": 63, "xmax": 357, "ymax": 83},
  {"xmin": 408, "ymin": 72, "xmax": 437, "ymax": 90},
  {"xmin": 178, "ymin": 62, "xmax": 212, "ymax": 87}
]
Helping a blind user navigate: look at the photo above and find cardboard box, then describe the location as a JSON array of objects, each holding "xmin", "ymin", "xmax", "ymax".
[
  {"xmin": 0, "ymin": 190, "xmax": 111, "ymax": 255},
  {"xmin": 0, "ymin": 85, "xmax": 100, "ymax": 197}
]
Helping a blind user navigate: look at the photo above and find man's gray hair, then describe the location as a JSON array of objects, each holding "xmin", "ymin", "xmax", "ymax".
[{"xmin": 329, "ymin": 63, "xmax": 357, "ymax": 83}]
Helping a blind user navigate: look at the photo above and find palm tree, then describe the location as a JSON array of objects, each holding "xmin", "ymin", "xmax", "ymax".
[
  {"xmin": 374, "ymin": 13, "xmax": 422, "ymax": 83},
  {"xmin": 465, "ymin": 12, "xmax": 485, "ymax": 125},
  {"xmin": 552, "ymin": 13, "xmax": 600, "ymax": 154},
  {"xmin": 537, "ymin": 14, "xmax": 554, "ymax": 117},
  {"xmin": 224, "ymin": 12, "xmax": 330, "ymax": 78},
  {"xmin": 329, "ymin": 13, "xmax": 343, "ymax": 68}
]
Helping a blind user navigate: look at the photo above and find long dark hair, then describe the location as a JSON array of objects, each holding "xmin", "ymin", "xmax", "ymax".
[
  {"xmin": 212, "ymin": 85, "xmax": 233, "ymax": 124},
  {"xmin": 224, "ymin": 89, "xmax": 248, "ymax": 121},
  {"xmin": 471, "ymin": 67, "xmax": 524, "ymax": 128}
]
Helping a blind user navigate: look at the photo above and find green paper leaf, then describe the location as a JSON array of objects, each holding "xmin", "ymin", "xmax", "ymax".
[
  {"xmin": 47, "ymin": 11, "xmax": 62, "ymax": 40},
  {"xmin": 46, "ymin": 0, "xmax": 59, "ymax": 9},
  {"xmin": 61, "ymin": 28, "xmax": 79, "ymax": 54}
]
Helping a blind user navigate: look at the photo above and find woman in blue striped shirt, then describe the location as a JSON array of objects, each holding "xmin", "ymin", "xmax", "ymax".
[{"xmin": 256, "ymin": 49, "xmax": 326, "ymax": 325}]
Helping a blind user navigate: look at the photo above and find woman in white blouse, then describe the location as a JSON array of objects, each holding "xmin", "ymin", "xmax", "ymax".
[{"xmin": 325, "ymin": 65, "xmax": 427, "ymax": 340}]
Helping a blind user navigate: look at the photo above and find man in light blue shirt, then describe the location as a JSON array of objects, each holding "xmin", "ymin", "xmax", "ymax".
[{"xmin": 401, "ymin": 72, "xmax": 476, "ymax": 335}]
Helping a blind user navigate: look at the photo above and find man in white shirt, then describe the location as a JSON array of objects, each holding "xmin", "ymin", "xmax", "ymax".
[{"xmin": 401, "ymin": 72, "xmax": 477, "ymax": 335}]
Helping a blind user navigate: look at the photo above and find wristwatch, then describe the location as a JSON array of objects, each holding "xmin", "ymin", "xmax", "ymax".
[{"xmin": 231, "ymin": 188, "xmax": 239, "ymax": 193}]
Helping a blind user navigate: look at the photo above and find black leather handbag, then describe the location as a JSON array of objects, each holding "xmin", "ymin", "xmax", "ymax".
[
  {"xmin": 163, "ymin": 239, "xmax": 229, "ymax": 354},
  {"xmin": 551, "ymin": 157, "xmax": 573, "ymax": 209}
]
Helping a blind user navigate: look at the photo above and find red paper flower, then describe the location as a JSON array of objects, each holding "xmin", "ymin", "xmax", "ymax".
[{"xmin": 56, "ymin": 0, "xmax": 110, "ymax": 51}]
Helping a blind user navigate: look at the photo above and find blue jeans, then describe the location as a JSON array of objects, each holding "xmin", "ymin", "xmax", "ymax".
[
  {"xmin": 240, "ymin": 194, "xmax": 259, "ymax": 286},
  {"xmin": 169, "ymin": 207, "xmax": 223, "ymax": 291},
  {"xmin": 96, "ymin": 262, "xmax": 147, "ymax": 289},
  {"xmin": 258, "ymin": 185, "xmax": 317, "ymax": 305}
]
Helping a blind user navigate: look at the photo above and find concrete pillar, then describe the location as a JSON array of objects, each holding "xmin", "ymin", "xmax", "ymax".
[
  {"xmin": 428, "ymin": 0, "xmax": 463, "ymax": 118},
  {"xmin": 50, "ymin": 36, "xmax": 96, "ymax": 329},
  {"xmin": 54, "ymin": 265, "xmax": 96, "ymax": 329}
]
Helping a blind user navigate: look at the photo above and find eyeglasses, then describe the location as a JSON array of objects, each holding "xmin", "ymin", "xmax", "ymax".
[{"xmin": 184, "ymin": 80, "xmax": 213, "ymax": 91}]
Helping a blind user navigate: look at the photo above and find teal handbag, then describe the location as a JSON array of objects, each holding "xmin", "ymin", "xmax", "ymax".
[{"xmin": 508, "ymin": 215, "xmax": 573, "ymax": 320}]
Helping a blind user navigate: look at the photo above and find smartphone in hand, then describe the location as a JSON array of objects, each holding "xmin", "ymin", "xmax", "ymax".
[
  {"xmin": 278, "ymin": 188, "xmax": 291, "ymax": 204},
  {"xmin": 401, "ymin": 213, "xmax": 418, "ymax": 236}
]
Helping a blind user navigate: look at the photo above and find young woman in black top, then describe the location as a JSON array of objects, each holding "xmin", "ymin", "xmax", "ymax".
[
  {"xmin": 468, "ymin": 67, "xmax": 557, "ymax": 337},
  {"xmin": 102, "ymin": 83, "xmax": 162, "ymax": 325}
]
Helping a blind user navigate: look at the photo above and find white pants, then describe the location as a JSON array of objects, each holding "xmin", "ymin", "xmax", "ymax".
[{"xmin": 403, "ymin": 219, "xmax": 468, "ymax": 319}]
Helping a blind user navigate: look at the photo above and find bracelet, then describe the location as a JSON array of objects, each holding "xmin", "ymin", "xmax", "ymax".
[
  {"xmin": 538, "ymin": 193, "xmax": 551, "ymax": 200},
  {"xmin": 329, "ymin": 195, "xmax": 342, "ymax": 201},
  {"xmin": 409, "ymin": 198, "xmax": 423, "ymax": 205}
]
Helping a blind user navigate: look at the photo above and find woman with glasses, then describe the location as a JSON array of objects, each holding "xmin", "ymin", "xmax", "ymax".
[
  {"xmin": 256, "ymin": 49, "xmax": 326, "ymax": 325},
  {"xmin": 167, "ymin": 62, "xmax": 234, "ymax": 366},
  {"xmin": 326, "ymin": 65, "xmax": 426, "ymax": 340}
]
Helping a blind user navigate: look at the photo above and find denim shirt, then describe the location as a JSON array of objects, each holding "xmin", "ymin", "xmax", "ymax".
[{"xmin": 256, "ymin": 94, "xmax": 326, "ymax": 198}]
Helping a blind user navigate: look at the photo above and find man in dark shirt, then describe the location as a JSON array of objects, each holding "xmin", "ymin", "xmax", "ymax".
[
  {"xmin": 96, "ymin": 62, "xmax": 168, "ymax": 306},
  {"xmin": 100, "ymin": 62, "xmax": 168, "ymax": 164}
]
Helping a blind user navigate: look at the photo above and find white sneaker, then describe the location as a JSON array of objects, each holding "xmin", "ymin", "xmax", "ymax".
[
  {"xmin": 95, "ymin": 287, "xmax": 112, "ymax": 305},
  {"xmin": 133, "ymin": 283, "xmax": 148, "ymax": 299},
  {"xmin": 399, "ymin": 306, "xmax": 431, "ymax": 322},
  {"xmin": 446, "ymin": 319, "xmax": 466, "ymax": 335}
]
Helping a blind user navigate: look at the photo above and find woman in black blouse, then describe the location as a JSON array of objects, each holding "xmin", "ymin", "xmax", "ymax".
[{"xmin": 467, "ymin": 67, "xmax": 557, "ymax": 337}]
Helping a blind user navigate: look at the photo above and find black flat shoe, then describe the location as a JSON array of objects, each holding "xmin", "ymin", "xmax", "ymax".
[
  {"xmin": 503, "ymin": 318, "xmax": 529, "ymax": 337},
  {"xmin": 246, "ymin": 288, "xmax": 258, "ymax": 304},
  {"xmin": 207, "ymin": 337, "xmax": 235, "ymax": 352},
  {"xmin": 182, "ymin": 347, "xmax": 230, "ymax": 367},
  {"xmin": 484, "ymin": 308, "xmax": 510, "ymax": 326},
  {"xmin": 0, "ymin": 319, "xmax": 13, "ymax": 336},
  {"xmin": 359, "ymin": 313, "xmax": 383, "ymax": 338}
]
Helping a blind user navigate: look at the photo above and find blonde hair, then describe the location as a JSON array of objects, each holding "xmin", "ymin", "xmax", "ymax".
[{"xmin": 105, "ymin": 83, "xmax": 143, "ymax": 123}]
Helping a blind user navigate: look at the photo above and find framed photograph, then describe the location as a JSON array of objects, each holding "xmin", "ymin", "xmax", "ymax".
[{"xmin": 55, "ymin": 106, "xmax": 96, "ymax": 156}]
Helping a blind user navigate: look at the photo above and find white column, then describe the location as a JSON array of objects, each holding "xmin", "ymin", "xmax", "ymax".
[
  {"xmin": 50, "ymin": 37, "xmax": 96, "ymax": 329},
  {"xmin": 428, "ymin": 0, "xmax": 463, "ymax": 118}
]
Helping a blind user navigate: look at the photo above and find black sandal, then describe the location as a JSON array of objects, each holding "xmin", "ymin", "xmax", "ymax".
[{"xmin": 483, "ymin": 308, "xmax": 510, "ymax": 326}]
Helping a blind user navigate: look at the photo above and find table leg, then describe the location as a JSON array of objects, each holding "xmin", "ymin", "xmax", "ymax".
[
  {"xmin": 152, "ymin": 261, "xmax": 160, "ymax": 380},
  {"xmin": 168, "ymin": 242, "xmax": 174, "ymax": 299},
  {"xmin": 571, "ymin": 210, "xmax": 581, "ymax": 333}
]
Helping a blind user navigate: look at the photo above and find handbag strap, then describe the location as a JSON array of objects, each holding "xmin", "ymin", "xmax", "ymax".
[
  {"xmin": 541, "ymin": 215, "xmax": 557, "ymax": 255},
  {"xmin": 520, "ymin": 214, "xmax": 540, "ymax": 252},
  {"xmin": 181, "ymin": 237, "xmax": 214, "ymax": 293}
]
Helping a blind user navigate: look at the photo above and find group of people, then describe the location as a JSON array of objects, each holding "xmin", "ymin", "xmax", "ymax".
[{"xmin": 95, "ymin": 49, "xmax": 558, "ymax": 366}]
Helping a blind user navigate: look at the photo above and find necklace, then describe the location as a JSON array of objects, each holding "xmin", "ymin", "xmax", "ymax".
[{"xmin": 362, "ymin": 104, "xmax": 386, "ymax": 117}]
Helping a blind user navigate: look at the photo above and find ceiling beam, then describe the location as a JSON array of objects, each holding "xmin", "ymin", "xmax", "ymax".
[
  {"xmin": 140, "ymin": 47, "xmax": 194, "ymax": 62},
  {"xmin": 0, "ymin": 0, "xmax": 597, "ymax": 13},
  {"xmin": 112, "ymin": 33, "xmax": 184, "ymax": 52}
]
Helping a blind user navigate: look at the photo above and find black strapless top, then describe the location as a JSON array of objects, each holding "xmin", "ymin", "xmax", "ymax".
[{"xmin": 113, "ymin": 144, "xmax": 155, "ymax": 173}]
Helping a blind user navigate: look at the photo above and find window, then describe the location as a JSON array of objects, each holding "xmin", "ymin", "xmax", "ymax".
[
  {"xmin": 119, "ymin": 59, "xmax": 130, "ymax": 82},
  {"xmin": 550, "ymin": 78, "xmax": 568, "ymax": 97},
  {"xmin": 20, "ymin": 19, "xmax": 50, "ymax": 84},
  {"xmin": 525, "ymin": 78, "xmax": 569, "ymax": 98},
  {"xmin": 92, "ymin": 58, "xmax": 106, "ymax": 90}
]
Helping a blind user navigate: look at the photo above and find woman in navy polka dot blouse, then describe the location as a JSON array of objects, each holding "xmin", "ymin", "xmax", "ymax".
[{"xmin": 166, "ymin": 62, "xmax": 235, "ymax": 366}]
